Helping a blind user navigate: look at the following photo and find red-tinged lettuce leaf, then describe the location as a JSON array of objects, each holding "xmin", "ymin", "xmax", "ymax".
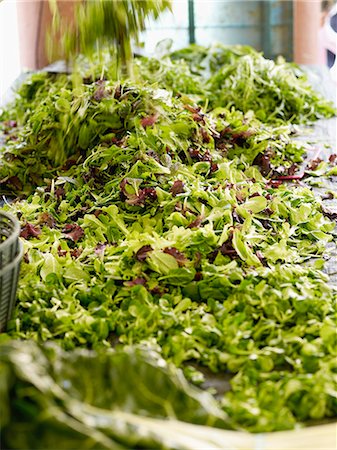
[
  {"xmin": 171, "ymin": 180, "xmax": 185, "ymax": 196},
  {"xmin": 141, "ymin": 114, "xmax": 158, "ymax": 128},
  {"xmin": 163, "ymin": 247, "xmax": 187, "ymax": 266},
  {"xmin": 20, "ymin": 223, "xmax": 41, "ymax": 239},
  {"xmin": 136, "ymin": 245, "xmax": 153, "ymax": 261},
  {"xmin": 62, "ymin": 224, "xmax": 85, "ymax": 242}
]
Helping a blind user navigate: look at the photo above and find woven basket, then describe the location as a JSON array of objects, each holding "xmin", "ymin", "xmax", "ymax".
[{"xmin": 0, "ymin": 212, "xmax": 23, "ymax": 332}]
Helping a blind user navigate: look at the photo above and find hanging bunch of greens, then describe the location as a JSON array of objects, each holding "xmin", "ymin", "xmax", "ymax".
[{"xmin": 48, "ymin": 0, "xmax": 171, "ymax": 73}]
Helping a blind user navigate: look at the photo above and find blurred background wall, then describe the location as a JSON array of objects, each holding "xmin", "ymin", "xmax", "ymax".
[
  {"xmin": 141, "ymin": 0, "xmax": 294, "ymax": 60},
  {"xmin": 0, "ymin": 0, "xmax": 20, "ymax": 102}
]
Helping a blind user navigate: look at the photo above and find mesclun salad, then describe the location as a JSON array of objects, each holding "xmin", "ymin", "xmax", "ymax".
[{"xmin": 0, "ymin": 43, "xmax": 336, "ymax": 447}]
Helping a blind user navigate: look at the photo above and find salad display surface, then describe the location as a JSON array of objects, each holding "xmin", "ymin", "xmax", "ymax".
[{"xmin": 0, "ymin": 44, "xmax": 336, "ymax": 448}]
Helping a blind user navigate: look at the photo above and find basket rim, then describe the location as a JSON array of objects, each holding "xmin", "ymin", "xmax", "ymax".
[
  {"xmin": 0, "ymin": 211, "xmax": 21, "ymax": 253},
  {"xmin": 0, "ymin": 239, "xmax": 24, "ymax": 275}
]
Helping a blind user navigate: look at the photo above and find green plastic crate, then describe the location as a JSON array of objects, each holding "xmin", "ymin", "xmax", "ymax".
[{"xmin": 0, "ymin": 212, "xmax": 23, "ymax": 332}]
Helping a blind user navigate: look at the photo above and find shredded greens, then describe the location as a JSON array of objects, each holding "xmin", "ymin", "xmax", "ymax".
[{"xmin": 0, "ymin": 44, "xmax": 336, "ymax": 441}]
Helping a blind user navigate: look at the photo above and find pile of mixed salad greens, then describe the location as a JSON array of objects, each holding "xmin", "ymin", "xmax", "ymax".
[{"xmin": 0, "ymin": 44, "xmax": 336, "ymax": 447}]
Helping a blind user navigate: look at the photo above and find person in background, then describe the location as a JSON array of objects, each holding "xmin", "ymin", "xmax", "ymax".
[
  {"xmin": 319, "ymin": 1, "xmax": 337, "ymax": 81},
  {"xmin": 16, "ymin": 1, "xmax": 75, "ymax": 71}
]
